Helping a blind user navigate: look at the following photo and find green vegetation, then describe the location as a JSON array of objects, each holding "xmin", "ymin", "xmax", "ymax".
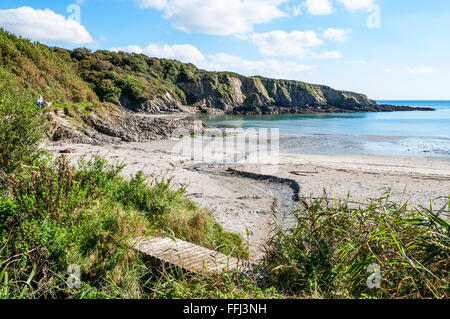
[
  {"xmin": 244, "ymin": 93, "xmax": 261, "ymax": 106},
  {"xmin": 252, "ymin": 77, "xmax": 267, "ymax": 96},
  {"xmin": 0, "ymin": 155, "xmax": 247, "ymax": 298},
  {"xmin": 215, "ymin": 73, "xmax": 235, "ymax": 99},
  {"xmin": 301, "ymin": 83, "xmax": 323, "ymax": 101},
  {"xmin": 0, "ymin": 28, "xmax": 448, "ymax": 300},
  {"xmin": 53, "ymin": 102, "xmax": 94, "ymax": 110},
  {"xmin": 264, "ymin": 195, "xmax": 449, "ymax": 299},
  {"xmin": 0, "ymin": 71, "xmax": 45, "ymax": 176},
  {"xmin": 71, "ymin": 49, "xmax": 205, "ymax": 108},
  {"xmin": 0, "ymin": 29, "xmax": 97, "ymax": 103},
  {"xmin": 0, "ymin": 28, "xmax": 339, "ymax": 114}
]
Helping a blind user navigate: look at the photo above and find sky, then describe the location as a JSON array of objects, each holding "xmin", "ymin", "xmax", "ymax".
[{"xmin": 0, "ymin": 0, "xmax": 449, "ymax": 100}]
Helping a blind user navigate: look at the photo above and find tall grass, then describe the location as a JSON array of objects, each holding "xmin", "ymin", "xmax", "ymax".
[
  {"xmin": 0, "ymin": 70, "xmax": 44, "ymax": 177},
  {"xmin": 1, "ymin": 156, "xmax": 448, "ymax": 299},
  {"xmin": 0, "ymin": 155, "xmax": 246, "ymax": 298},
  {"xmin": 262, "ymin": 193, "xmax": 449, "ymax": 299}
]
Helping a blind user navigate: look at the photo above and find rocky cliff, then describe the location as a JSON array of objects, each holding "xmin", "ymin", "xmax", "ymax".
[
  {"xmin": 174, "ymin": 75, "xmax": 381, "ymax": 114},
  {"xmin": 0, "ymin": 28, "xmax": 433, "ymax": 115},
  {"xmin": 137, "ymin": 73, "xmax": 432, "ymax": 115}
]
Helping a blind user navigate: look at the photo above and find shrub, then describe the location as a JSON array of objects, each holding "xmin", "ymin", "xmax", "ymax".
[
  {"xmin": 0, "ymin": 155, "xmax": 246, "ymax": 298},
  {"xmin": 0, "ymin": 71, "xmax": 44, "ymax": 177},
  {"xmin": 263, "ymin": 194, "xmax": 450, "ymax": 299}
]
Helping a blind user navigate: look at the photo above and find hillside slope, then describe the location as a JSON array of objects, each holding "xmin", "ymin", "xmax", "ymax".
[
  {"xmin": 0, "ymin": 29, "xmax": 431, "ymax": 115},
  {"xmin": 0, "ymin": 29, "xmax": 98, "ymax": 103}
]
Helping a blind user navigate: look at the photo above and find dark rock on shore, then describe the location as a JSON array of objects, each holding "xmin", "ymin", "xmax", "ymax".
[{"xmin": 230, "ymin": 104, "xmax": 434, "ymax": 115}]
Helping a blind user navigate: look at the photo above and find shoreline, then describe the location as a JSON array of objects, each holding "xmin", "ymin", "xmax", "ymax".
[{"xmin": 46, "ymin": 137, "xmax": 450, "ymax": 262}]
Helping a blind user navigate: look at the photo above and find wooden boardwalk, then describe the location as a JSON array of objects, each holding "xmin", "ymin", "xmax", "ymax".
[{"xmin": 133, "ymin": 236, "xmax": 248, "ymax": 273}]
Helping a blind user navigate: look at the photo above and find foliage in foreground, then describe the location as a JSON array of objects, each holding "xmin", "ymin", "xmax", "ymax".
[
  {"xmin": 1, "ymin": 160, "xmax": 448, "ymax": 299},
  {"xmin": 0, "ymin": 155, "xmax": 245, "ymax": 298},
  {"xmin": 263, "ymin": 194, "xmax": 450, "ymax": 299}
]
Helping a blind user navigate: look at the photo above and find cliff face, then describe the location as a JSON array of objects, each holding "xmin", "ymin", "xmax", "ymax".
[
  {"xmin": 146, "ymin": 74, "xmax": 378, "ymax": 114},
  {"xmin": 46, "ymin": 104, "xmax": 202, "ymax": 145},
  {"xmin": 138, "ymin": 72, "xmax": 409, "ymax": 115},
  {"xmin": 141, "ymin": 74, "xmax": 422, "ymax": 115}
]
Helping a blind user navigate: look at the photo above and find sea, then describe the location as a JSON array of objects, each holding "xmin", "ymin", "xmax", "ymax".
[{"xmin": 201, "ymin": 101, "xmax": 450, "ymax": 159}]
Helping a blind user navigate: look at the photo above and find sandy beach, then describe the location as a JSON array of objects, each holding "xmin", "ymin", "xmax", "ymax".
[{"xmin": 47, "ymin": 135, "xmax": 450, "ymax": 262}]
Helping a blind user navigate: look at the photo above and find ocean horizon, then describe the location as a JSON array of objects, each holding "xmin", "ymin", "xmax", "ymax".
[{"xmin": 203, "ymin": 100, "xmax": 450, "ymax": 159}]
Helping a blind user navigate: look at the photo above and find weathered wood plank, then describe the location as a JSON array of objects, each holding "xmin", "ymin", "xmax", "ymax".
[{"xmin": 133, "ymin": 236, "xmax": 248, "ymax": 273}]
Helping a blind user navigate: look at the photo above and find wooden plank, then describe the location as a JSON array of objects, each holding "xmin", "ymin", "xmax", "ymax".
[{"xmin": 133, "ymin": 236, "xmax": 249, "ymax": 273}]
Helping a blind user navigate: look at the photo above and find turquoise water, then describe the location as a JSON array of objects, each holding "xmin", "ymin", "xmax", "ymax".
[{"xmin": 203, "ymin": 101, "xmax": 450, "ymax": 158}]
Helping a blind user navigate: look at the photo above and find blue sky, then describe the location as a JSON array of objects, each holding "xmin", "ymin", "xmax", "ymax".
[{"xmin": 0, "ymin": 0, "xmax": 449, "ymax": 100}]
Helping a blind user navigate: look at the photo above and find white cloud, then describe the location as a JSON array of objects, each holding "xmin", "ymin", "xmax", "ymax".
[
  {"xmin": 110, "ymin": 43, "xmax": 206, "ymax": 65},
  {"xmin": 323, "ymin": 28, "xmax": 351, "ymax": 42},
  {"xmin": 0, "ymin": 6, "xmax": 93, "ymax": 44},
  {"xmin": 302, "ymin": 0, "xmax": 334, "ymax": 15},
  {"xmin": 404, "ymin": 66, "xmax": 436, "ymax": 75},
  {"xmin": 250, "ymin": 30, "xmax": 323, "ymax": 58},
  {"xmin": 133, "ymin": 0, "xmax": 288, "ymax": 35},
  {"xmin": 314, "ymin": 50, "xmax": 343, "ymax": 59},
  {"xmin": 336, "ymin": 0, "xmax": 377, "ymax": 12}
]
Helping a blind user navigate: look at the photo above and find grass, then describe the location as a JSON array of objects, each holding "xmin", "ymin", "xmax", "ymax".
[
  {"xmin": 1, "ymin": 164, "xmax": 448, "ymax": 299},
  {"xmin": 0, "ymin": 46, "xmax": 448, "ymax": 298},
  {"xmin": 263, "ymin": 193, "xmax": 449, "ymax": 299},
  {"xmin": 53, "ymin": 102, "xmax": 94, "ymax": 110},
  {"xmin": 0, "ymin": 155, "xmax": 247, "ymax": 298}
]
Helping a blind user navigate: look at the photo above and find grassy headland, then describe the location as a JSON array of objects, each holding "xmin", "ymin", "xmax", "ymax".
[{"xmin": 1, "ymin": 28, "xmax": 407, "ymax": 116}]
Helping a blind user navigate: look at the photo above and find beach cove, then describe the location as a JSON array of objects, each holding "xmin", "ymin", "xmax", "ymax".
[{"xmin": 47, "ymin": 133, "xmax": 450, "ymax": 262}]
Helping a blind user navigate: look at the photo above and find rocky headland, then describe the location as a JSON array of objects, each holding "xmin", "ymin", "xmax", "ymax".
[
  {"xmin": 0, "ymin": 28, "xmax": 434, "ymax": 145},
  {"xmin": 134, "ymin": 75, "xmax": 434, "ymax": 115}
]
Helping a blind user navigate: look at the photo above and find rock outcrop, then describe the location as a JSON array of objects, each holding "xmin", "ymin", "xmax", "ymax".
[
  {"xmin": 140, "ymin": 75, "xmax": 433, "ymax": 115},
  {"xmin": 46, "ymin": 105, "xmax": 203, "ymax": 145},
  {"xmin": 136, "ymin": 92, "xmax": 192, "ymax": 113}
]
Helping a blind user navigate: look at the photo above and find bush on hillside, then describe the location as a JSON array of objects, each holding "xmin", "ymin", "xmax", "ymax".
[{"xmin": 0, "ymin": 71, "xmax": 44, "ymax": 177}]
